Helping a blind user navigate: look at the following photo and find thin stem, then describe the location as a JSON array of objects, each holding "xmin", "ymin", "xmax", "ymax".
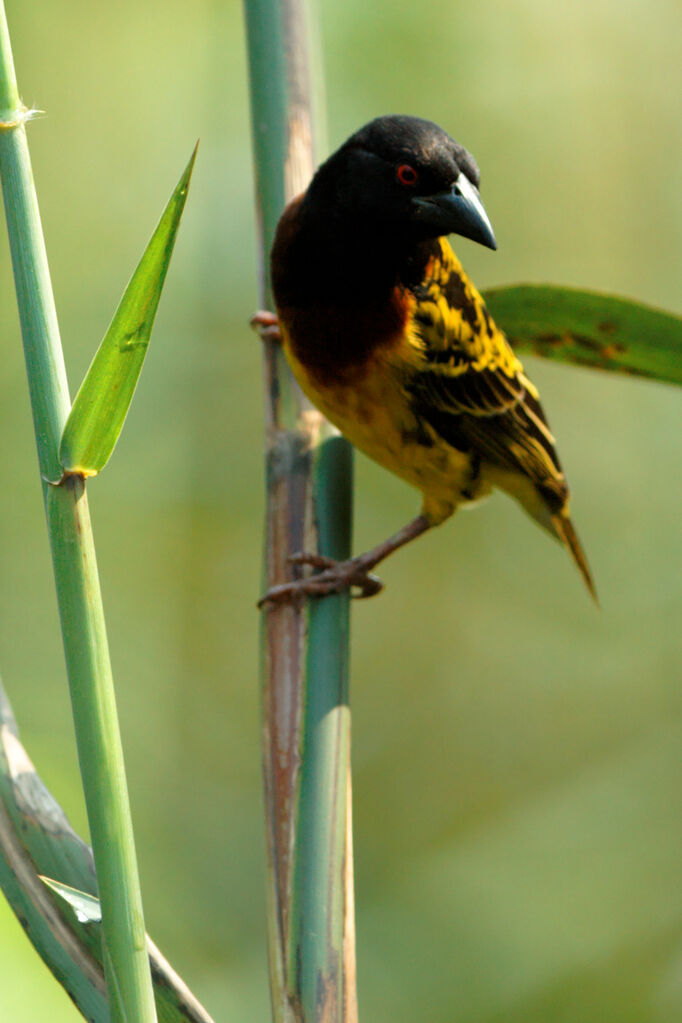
[
  {"xmin": 244, "ymin": 0, "xmax": 357, "ymax": 1018},
  {"xmin": 0, "ymin": 6, "xmax": 156, "ymax": 1021},
  {"xmin": 0, "ymin": 7, "xmax": 69, "ymax": 485}
]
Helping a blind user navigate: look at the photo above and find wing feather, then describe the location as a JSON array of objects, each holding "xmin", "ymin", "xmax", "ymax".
[{"xmin": 406, "ymin": 238, "xmax": 567, "ymax": 508}]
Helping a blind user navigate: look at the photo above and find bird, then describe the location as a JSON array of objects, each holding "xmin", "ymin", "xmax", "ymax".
[{"xmin": 254, "ymin": 114, "xmax": 595, "ymax": 605}]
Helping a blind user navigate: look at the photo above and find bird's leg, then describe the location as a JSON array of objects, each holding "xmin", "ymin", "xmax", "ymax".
[
  {"xmin": 258, "ymin": 514, "xmax": 431, "ymax": 607},
  {"xmin": 250, "ymin": 310, "xmax": 282, "ymax": 343}
]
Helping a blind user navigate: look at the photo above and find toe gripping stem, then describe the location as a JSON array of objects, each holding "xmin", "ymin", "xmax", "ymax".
[
  {"xmin": 250, "ymin": 310, "xmax": 281, "ymax": 343},
  {"xmin": 257, "ymin": 552, "xmax": 384, "ymax": 608}
]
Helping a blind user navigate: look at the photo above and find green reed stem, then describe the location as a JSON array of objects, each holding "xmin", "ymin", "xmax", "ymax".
[
  {"xmin": 0, "ymin": 5, "xmax": 156, "ymax": 1020},
  {"xmin": 244, "ymin": 0, "xmax": 358, "ymax": 1019}
]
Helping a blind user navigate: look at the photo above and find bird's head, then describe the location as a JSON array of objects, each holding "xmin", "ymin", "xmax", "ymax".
[{"xmin": 304, "ymin": 115, "xmax": 497, "ymax": 251}]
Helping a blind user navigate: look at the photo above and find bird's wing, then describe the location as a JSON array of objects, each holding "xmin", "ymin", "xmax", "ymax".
[{"xmin": 406, "ymin": 238, "xmax": 567, "ymax": 510}]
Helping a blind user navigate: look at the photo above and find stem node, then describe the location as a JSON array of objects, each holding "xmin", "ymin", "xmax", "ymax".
[{"xmin": 0, "ymin": 104, "xmax": 41, "ymax": 130}]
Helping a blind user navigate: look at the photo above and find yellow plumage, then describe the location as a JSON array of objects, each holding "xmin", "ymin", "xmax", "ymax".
[
  {"xmin": 264, "ymin": 115, "xmax": 596, "ymax": 603},
  {"xmin": 280, "ymin": 236, "xmax": 594, "ymax": 599}
]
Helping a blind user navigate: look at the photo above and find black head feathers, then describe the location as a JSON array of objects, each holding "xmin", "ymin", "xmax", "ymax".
[
  {"xmin": 342, "ymin": 115, "xmax": 481, "ymax": 189},
  {"xmin": 302, "ymin": 115, "xmax": 495, "ymax": 250}
]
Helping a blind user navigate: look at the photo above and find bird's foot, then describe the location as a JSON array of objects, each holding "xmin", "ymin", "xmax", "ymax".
[
  {"xmin": 257, "ymin": 551, "xmax": 384, "ymax": 607},
  {"xmin": 250, "ymin": 310, "xmax": 281, "ymax": 343}
]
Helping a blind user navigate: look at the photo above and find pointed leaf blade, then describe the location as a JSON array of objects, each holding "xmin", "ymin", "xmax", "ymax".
[
  {"xmin": 59, "ymin": 144, "xmax": 198, "ymax": 476},
  {"xmin": 482, "ymin": 284, "xmax": 682, "ymax": 386},
  {"xmin": 40, "ymin": 876, "xmax": 103, "ymax": 924}
]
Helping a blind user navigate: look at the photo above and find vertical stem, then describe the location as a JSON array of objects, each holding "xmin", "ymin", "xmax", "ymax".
[
  {"xmin": 243, "ymin": 0, "xmax": 357, "ymax": 1020},
  {"xmin": 291, "ymin": 434, "xmax": 354, "ymax": 1019},
  {"xmin": 0, "ymin": 6, "xmax": 156, "ymax": 1021},
  {"xmin": 0, "ymin": 8, "xmax": 69, "ymax": 484}
]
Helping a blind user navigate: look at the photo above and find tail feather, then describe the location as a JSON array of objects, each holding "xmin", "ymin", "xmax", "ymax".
[
  {"xmin": 487, "ymin": 469, "xmax": 598, "ymax": 603},
  {"xmin": 551, "ymin": 513, "xmax": 598, "ymax": 605}
]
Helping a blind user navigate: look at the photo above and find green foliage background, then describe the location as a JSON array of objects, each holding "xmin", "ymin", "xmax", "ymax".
[{"xmin": 0, "ymin": 0, "xmax": 680, "ymax": 1020}]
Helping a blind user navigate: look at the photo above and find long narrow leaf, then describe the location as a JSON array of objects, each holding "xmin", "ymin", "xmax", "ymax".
[
  {"xmin": 483, "ymin": 284, "xmax": 682, "ymax": 386},
  {"xmin": 0, "ymin": 679, "xmax": 215, "ymax": 1023},
  {"xmin": 59, "ymin": 145, "xmax": 198, "ymax": 476}
]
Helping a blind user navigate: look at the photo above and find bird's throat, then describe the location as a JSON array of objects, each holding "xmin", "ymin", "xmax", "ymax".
[{"xmin": 271, "ymin": 200, "xmax": 437, "ymax": 383}]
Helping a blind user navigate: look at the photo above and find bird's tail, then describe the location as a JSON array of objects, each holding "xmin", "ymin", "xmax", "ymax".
[
  {"xmin": 551, "ymin": 512, "xmax": 598, "ymax": 605},
  {"xmin": 489, "ymin": 470, "xmax": 598, "ymax": 603}
]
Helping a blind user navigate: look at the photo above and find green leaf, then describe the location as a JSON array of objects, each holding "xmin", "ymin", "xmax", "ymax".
[
  {"xmin": 482, "ymin": 285, "xmax": 682, "ymax": 387},
  {"xmin": 40, "ymin": 876, "xmax": 103, "ymax": 923},
  {"xmin": 59, "ymin": 144, "xmax": 198, "ymax": 476},
  {"xmin": 40, "ymin": 879, "xmax": 129, "ymax": 1020},
  {"xmin": 0, "ymin": 678, "xmax": 216, "ymax": 1023}
]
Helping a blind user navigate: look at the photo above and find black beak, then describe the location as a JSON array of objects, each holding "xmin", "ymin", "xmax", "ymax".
[{"xmin": 411, "ymin": 172, "xmax": 497, "ymax": 250}]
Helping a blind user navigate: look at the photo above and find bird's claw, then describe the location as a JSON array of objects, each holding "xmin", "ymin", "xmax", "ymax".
[
  {"xmin": 288, "ymin": 551, "xmax": 384, "ymax": 598},
  {"xmin": 257, "ymin": 551, "xmax": 384, "ymax": 607},
  {"xmin": 250, "ymin": 310, "xmax": 281, "ymax": 343}
]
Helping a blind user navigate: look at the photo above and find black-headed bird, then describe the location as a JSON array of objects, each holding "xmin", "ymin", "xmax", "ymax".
[{"xmin": 255, "ymin": 115, "xmax": 595, "ymax": 604}]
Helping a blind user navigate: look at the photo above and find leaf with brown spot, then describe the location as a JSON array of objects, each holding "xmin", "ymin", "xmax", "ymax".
[{"xmin": 482, "ymin": 285, "xmax": 682, "ymax": 386}]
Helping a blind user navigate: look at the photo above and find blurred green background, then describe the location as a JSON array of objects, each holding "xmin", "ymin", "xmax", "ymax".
[{"xmin": 1, "ymin": 0, "xmax": 681, "ymax": 1020}]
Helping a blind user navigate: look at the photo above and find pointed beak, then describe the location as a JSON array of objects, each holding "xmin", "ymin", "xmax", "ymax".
[{"xmin": 411, "ymin": 172, "xmax": 497, "ymax": 250}]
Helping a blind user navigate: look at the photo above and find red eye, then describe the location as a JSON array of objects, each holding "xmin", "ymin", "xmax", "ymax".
[{"xmin": 397, "ymin": 164, "xmax": 418, "ymax": 186}]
